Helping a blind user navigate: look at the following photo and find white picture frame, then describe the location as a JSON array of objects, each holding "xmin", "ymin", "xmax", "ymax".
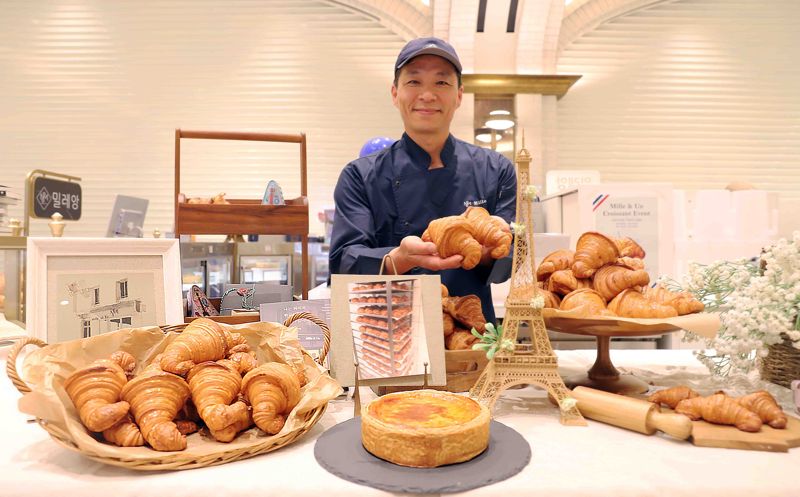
[{"xmin": 26, "ymin": 237, "xmax": 182, "ymax": 342}]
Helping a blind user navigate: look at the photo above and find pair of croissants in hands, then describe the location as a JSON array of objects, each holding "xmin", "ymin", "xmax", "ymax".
[
  {"xmin": 63, "ymin": 318, "xmax": 305, "ymax": 452},
  {"xmin": 532, "ymin": 231, "xmax": 704, "ymax": 319},
  {"xmin": 440, "ymin": 285, "xmax": 487, "ymax": 351},
  {"xmin": 648, "ymin": 385, "xmax": 788, "ymax": 432},
  {"xmin": 422, "ymin": 206, "xmax": 513, "ymax": 270}
]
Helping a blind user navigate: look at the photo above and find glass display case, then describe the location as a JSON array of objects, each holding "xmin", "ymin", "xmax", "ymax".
[
  {"xmin": 0, "ymin": 235, "xmax": 26, "ymax": 325},
  {"xmin": 239, "ymin": 254, "xmax": 292, "ymax": 285},
  {"xmin": 179, "ymin": 242, "xmax": 234, "ymax": 298}
]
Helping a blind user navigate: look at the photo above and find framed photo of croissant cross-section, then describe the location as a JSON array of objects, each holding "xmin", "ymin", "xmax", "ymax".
[
  {"xmin": 329, "ymin": 273, "xmax": 447, "ymax": 387},
  {"xmin": 26, "ymin": 238, "xmax": 183, "ymax": 343}
]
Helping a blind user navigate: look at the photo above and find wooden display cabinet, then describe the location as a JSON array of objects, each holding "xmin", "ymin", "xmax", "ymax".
[{"xmin": 174, "ymin": 129, "xmax": 310, "ymax": 298}]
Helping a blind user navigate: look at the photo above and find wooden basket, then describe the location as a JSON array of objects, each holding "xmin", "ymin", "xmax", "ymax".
[
  {"xmin": 6, "ymin": 312, "xmax": 331, "ymax": 471},
  {"xmin": 760, "ymin": 334, "xmax": 800, "ymax": 388},
  {"xmin": 377, "ymin": 349, "xmax": 489, "ymax": 395}
]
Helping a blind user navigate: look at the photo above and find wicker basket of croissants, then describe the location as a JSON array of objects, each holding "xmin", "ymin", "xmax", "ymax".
[{"xmin": 6, "ymin": 313, "xmax": 341, "ymax": 471}]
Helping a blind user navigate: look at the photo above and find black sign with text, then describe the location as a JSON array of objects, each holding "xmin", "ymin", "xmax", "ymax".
[{"xmin": 32, "ymin": 177, "xmax": 82, "ymax": 220}]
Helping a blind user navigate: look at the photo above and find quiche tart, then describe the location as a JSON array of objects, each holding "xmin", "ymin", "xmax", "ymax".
[{"xmin": 361, "ymin": 389, "xmax": 490, "ymax": 468}]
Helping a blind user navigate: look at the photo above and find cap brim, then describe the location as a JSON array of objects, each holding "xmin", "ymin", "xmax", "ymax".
[{"xmin": 397, "ymin": 47, "xmax": 462, "ymax": 73}]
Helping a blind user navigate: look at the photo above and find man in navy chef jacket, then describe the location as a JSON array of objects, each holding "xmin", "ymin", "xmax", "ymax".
[{"xmin": 329, "ymin": 37, "xmax": 517, "ymax": 324}]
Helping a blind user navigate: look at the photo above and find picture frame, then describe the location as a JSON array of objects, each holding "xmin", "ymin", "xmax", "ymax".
[
  {"xmin": 328, "ymin": 273, "xmax": 447, "ymax": 388},
  {"xmin": 26, "ymin": 237, "xmax": 182, "ymax": 342}
]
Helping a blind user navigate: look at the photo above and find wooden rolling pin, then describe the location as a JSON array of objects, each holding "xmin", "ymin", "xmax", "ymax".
[{"xmin": 572, "ymin": 386, "xmax": 693, "ymax": 440}]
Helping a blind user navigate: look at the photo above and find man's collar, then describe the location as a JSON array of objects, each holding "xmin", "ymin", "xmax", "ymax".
[{"xmin": 401, "ymin": 133, "xmax": 457, "ymax": 170}]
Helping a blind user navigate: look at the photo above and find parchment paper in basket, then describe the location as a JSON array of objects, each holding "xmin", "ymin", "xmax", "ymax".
[
  {"xmin": 541, "ymin": 308, "xmax": 720, "ymax": 339},
  {"xmin": 17, "ymin": 322, "xmax": 342, "ymax": 461}
]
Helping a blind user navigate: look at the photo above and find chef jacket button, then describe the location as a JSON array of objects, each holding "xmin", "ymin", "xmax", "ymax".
[
  {"xmin": 394, "ymin": 180, "xmax": 401, "ymax": 187},
  {"xmin": 404, "ymin": 221, "xmax": 409, "ymax": 227}
]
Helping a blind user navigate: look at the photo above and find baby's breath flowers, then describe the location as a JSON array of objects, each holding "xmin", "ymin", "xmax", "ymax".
[{"xmin": 666, "ymin": 231, "xmax": 800, "ymax": 376}]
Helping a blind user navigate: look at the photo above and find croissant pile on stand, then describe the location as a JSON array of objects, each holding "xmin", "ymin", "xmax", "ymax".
[
  {"xmin": 535, "ymin": 231, "xmax": 704, "ymax": 319},
  {"xmin": 422, "ymin": 207, "xmax": 512, "ymax": 270},
  {"xmin": 648, "ymin": 385, "xmax": 788, "ymax": 432},
  {"xmin": 439, "ymin": 284, "xmax": 487, "ymax": 350},
  {"xmin": 63, "ymin": 318, "xmax": 307, "ymax": 451}
]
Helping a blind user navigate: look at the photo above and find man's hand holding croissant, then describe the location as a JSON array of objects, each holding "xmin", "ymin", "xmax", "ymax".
[{"xmin": 386, "ymin": 236, "xmax": 464, "ymax": 275}]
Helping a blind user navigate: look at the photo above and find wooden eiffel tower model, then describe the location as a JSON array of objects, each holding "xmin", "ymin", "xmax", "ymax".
[{"xmin": 469, "ymin": 138, "xmax": 586, "ymax": 426}]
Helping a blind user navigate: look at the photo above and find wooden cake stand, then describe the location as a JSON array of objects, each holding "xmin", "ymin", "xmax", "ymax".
[{"xmin": 543, "ymin": 315, "xmax": 684, "ymax": 395}]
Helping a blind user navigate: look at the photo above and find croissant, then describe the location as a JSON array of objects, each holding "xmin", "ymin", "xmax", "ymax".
[
  {"xmin": 647, "ymin": 386, "xmax": 700, "ymax": 409},
  {"xmin": 187, "ymin": 361, "xmax": 251, "ymax": 443},
  {"xmin": 441, "ymin": 284, "xmax": 449, "ymax": 299},
  {"xmin": 175, "ymin": 420, "xmax": 199, "ymax": 436},
  {"xmin": 242, "ymin": 363, "xmax": 302, "ymax": 435},
  {"xmin": 735, "ymin": 391, "xmax": 787, "ymax": 429},
  {"xmin": 462, "ymin": 206, "xmax": 512, "ymax": 259},
  {"xmin": 536, "ymin": 249, "xmax": 575, "ymax": 282},
  {"xmin": 227, "ymin": 351, "xmax": 258, "ymax": 375},
  {"xmin": 442, "ymin": 312, "xmax": 455, "ymax": 337},
  {"xmin": 614, "ymin": 236, "xmax": 646, "ymax": 258},
  {"xmin": 110, "ymin": 351, "xmax": 136, "ymax": 377},
  {"xmin": 445, "ymin": 329, "xmax": 479, "ymax": 350},
  {"xmin": 547, "ymin": 269, "xmax": 593, "ymax": 296},
  {"xmin": 442, "ymin": 295, "xmax": 486, "ymax": 332},
  {"xmin": 513, "ymin": 284, "xmax": 561, "ymax": 309},
  {"xmin": 608, "ymin": 289, "xmax": 678, "ymax": 319},
  {"xmin": 64, "ymin": 358, "xmax": 131, "ymax": 432},
  {"xmin": 559, "ymin": 289, "xmax": 616, "ymax": 317},
  {"xmin": 592, "ymin": 264, "xmax": 651, "ymax": 301},
  {"xmin": 160, "ymin": 318, "xmax": 235, "ymax": 376},
  {"xmin": 615, "ymin": 256, "xmax": 645, "ymax": 271},
  {"xmin": 102, "ymin": 416, "xmax": 145, "ymax": 447},
  {"xmin": 120, "ymin": 370, "xmax": 191, "ymax": 451},
  {"xmin": 572, "ymin": 232, "xmax": 620, "ymax": 278},
  {"xmin": 642, "ymin": 286, "xmax": 705, "ymax": 315},
  {"xmin": 421, "ymin": 216, "xmax": 482, "ymax": 270},
  {"xmin": 675, "ymin": 393, "xmax": 762, "ymax": 432}
]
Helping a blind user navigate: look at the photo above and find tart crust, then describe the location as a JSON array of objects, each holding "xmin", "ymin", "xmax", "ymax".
[{"xmin": 361, "ymin": 389, "xmax": 490, "ymax": 468}]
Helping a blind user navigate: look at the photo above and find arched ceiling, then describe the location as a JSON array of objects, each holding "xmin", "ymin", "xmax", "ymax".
[{"xmin": 326, "ymin": 0, "xmax": 432, "ymax": 41}]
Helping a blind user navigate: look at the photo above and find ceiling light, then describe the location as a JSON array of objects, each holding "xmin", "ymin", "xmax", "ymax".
[
  {"xmin": 489, "ymin": 109, "xmax": 511, "ymax": 116},
  {"xmin": 485, "ymin": 118, "xmax": 515, "ymax": 130},
  {"xmin": 476, "ymin": 132, "xmax": 493, "ymax": 143}
]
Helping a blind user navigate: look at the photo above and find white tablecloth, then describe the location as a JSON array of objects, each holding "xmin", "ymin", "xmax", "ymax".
[{"xmin": 2, "ymin": 349, "xmax": 797, "ymax": 497}]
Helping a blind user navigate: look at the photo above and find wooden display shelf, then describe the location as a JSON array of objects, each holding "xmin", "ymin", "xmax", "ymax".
[
  {"xmin": 174, "ymin": 129, "xmax": 310, "ymax": 298},
  {"xmin": 175, "ymin": 198, "xmax": 309, "ymax": 235}
]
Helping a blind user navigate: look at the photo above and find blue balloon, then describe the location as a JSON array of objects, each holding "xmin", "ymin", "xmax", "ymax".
[{"xmin": 359, "ymin": 136, "xmax": 395, "ymax": 158}]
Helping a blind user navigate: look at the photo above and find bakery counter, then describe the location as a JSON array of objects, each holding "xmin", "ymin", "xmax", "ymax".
[{"xmin": 1, "ymin": 349, "xmax": 797, "ymax": 497}]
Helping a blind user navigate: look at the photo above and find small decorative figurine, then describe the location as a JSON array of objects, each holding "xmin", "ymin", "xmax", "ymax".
[
  {"xmin": 8, "ymin": 218, "xmax": 22, "ymax": 237},
  {"xmin": 153, "ymin": 228, "xmax": 161, "ymax": 238},
  {"xmin": 48, "ymin": 212, "xmax": 66, "ymax": 237}
]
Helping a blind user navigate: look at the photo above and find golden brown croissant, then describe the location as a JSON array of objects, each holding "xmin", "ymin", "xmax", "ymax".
[
  {"xmin": 102, "ymin": 416, "xmax": 145, "ymax": 447},
  {"xmin": 442, "ymin": 295, "xmax": 486, "ymax": 332},
  {"xmin": 547, "ymin": 269, "xmax": 593, "ymax": 296},
  {"xmin": 462, "ymin": 206, "xmax": 512, "ymax": 259},
  {"xmin": 735, "ymin": 391, "xmax": 787, "ymax": 429},
  {"xmin": 421, "ymin": 216, "xmax": 482, "ymax": 270},
  {"xmin": 187, "ymin": 361, "xmax": 251, "ymax": 443},
  {"xmin": 441, "ymin": 284, "xmax": 449, "ymax": 299},
  {"xmin": 647, "ymin": 386, "xmax": 700, "ymax": 409},
  {"xmin": 592, "ymin": 264, "xmax": 651, "ymax": 301},
  {"xmin": 160, "ymin": 318, "xmax": 235, "ymax": 376},
  {"xmin": 536, "ymin": 249, "xmax": 575, "ymax": 282},
  {"xmin": 442, "ymin": 312, "xmax": 455, "ymax": 337},
  {"xmin": 614, "ymin": 236, "xmax": 646, "ymax": 259},
  {"xmin": 559, "ymin": 289, "xmax": 616, "ymax": 317},
  {"xmin": 608, "ymin": 289, "xmax": 678, "ymax": 319},
  {"xmin": 242, "ymin": 363, "xmax": 302, "ymax": 435},
  {"xmin": 445, "ymin": 329, "xmax": 479, "ymax": 350},
  {"xmin": 642, "ymin": 285, "xmax": 705, "ymax": 315},
  {"xmin": 64, "ymin": 358, "xmax": 131, "ymax": 432},
  {"xmin": 675, "ymin": 393, "xmax": 762, "ymax": 432},
  {"xmin": 513, "ymin": 284, "xmax": 561, "ymax": 308},
  {"xmin": 120, "ymin": 370, "xmax": 191, "ymax": 451},
  {"xmin": 615, "ymin": 256, "xmax": 645, "ymax": 271},
  {"xmin": 226, "ymin": 352, "xmax": 258, "ymax": 375},
  {"xmin": 110, "ymin": 351, "xmax": 136, "ymax": 377},
  {"xmin": 175, "ymin": 419, "xmax": 199, "ymax": 436},
  {"xmin": 572, "ymin": 232, "xmax": 620, "ymax": 278}
]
